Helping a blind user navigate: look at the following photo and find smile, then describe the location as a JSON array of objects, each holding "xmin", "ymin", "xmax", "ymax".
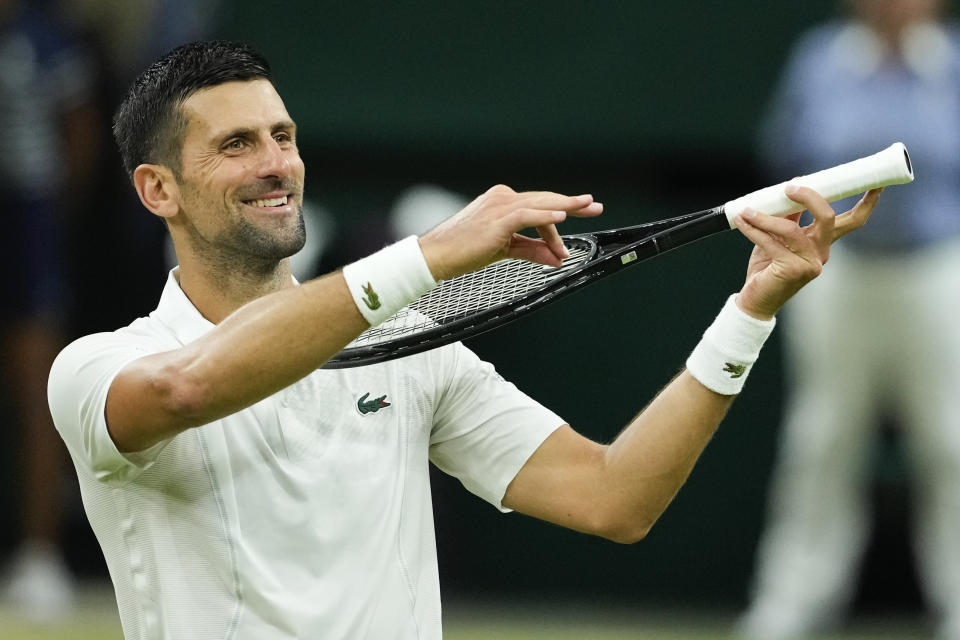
[{"xmin": 245, "ymin": 195, "xmax": 289, "ymax": 208}]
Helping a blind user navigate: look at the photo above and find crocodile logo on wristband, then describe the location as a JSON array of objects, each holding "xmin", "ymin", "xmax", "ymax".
[
  {"xmin": 361, "ymin": 282, "xmax": 382, "ymax": 310},
  {"xmin": 723, "ymin": 362, "xmax": 746, "ymax": 379}
]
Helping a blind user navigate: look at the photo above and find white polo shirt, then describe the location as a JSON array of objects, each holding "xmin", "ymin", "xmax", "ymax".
[{"xmin": 48, "ymin": 270, "xmax": 564, "ymax": 640}]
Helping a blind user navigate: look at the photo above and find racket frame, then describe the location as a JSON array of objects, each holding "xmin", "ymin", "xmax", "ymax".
[
  {"xmin": 324, "ymin": 141, "xmax": 914, "ymax": 369},
  {"xmin": 323, "ymin": 208, "xmax": 728, "ymax": 368}
]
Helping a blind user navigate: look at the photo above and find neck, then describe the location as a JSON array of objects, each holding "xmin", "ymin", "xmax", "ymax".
[
  {"xmin": 860, "ymin": 14, "xmax": 933, "ymax": 51},
  {"xmin": 175, "ymin": 249, "xmax": 295, "ymax": 324}
]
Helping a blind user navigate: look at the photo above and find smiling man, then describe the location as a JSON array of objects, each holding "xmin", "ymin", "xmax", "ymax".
[{"xmin": 48, "ymin": 41, "xmax": 878, "ymax": 639}]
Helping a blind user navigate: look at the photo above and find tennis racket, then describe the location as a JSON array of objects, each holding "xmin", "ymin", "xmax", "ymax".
[{"xmin": 324, "ymin": 142, "xmax": 914, "ymax": 369}]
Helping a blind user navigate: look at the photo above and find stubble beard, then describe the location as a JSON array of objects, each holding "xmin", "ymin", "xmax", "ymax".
[
  {"xmin": 229, "ymin": 203, "xmax": 307, "ymax": 262},
  {"xmin": 179, "ymin": 179, "xmax": 308, "ymax": 278}
]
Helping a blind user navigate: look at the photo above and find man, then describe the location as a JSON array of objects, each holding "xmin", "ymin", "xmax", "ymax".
[{"xmin": 48, "ymin": 41, "xmax": 879, "ymax": 639}]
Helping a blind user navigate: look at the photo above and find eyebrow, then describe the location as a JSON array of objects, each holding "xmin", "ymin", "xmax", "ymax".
[{"xmin": 211, "ymin": 120, "xmax": 298, "ymax": 146}]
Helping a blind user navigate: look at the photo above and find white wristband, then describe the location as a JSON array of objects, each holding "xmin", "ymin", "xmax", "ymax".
[
  {"xmin": 685, "ymin": 294, "xmax": 776, "ymax": 395},
  {"xmin": 342, "ymin": 235, "xmax": 437, "ymax": 327}
]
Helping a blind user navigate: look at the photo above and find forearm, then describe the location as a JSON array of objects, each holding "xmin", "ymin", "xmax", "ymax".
[
  {"xmin": 598, "ymin": 295, "xmax": 776, "ymax": 538},
  {"xmin": 505, "ymin": 297, "xmax": 770, "ymax": 542},
  {"xmin": 108, "ymin": 272, "xmax": 367, "ymax": 450},
  {"xmin": 502, "ymin": 371, "xmax": 735, "ymax": 543},
  {"xmin": 178, "ymin": 273, "xmax": 365, "ymax": 413}
]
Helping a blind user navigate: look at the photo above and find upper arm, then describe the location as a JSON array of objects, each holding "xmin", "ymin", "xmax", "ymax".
[
  {"xmin": 105, "ymin": 348, "xmax": 204, "ymax": 453},
  {"xmin": 48, "ymin": 333, "xmax": 173, "ymax": 483},
  {"xmin": 429, "ymin": 344, "xmax": 565, "ymax": 510},
  {"xmin": 501, "ymin": 425, "xmax": 617, "ymax": 538}
]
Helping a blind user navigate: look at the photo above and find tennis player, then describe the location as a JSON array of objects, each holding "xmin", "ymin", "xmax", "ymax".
[{"xmin": 48, "ymin": 41, "xmax": 879, "ymax": 639}]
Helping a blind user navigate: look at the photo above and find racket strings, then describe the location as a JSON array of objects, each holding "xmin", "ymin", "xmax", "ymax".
[{"xmin": 349, "ymin": 243, "xmax": 593, "ymax": 347}]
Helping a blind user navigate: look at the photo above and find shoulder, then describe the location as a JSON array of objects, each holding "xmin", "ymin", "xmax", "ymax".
[
  {"xmin": 422, "ymin": 341, "xmax": 501, "ymax": 382},
  {"xmin": 943, "ymin": 21, "xmax": 960, "ymax": 58},
  {"xmin": 54, "ymin": 317, "xmax": 172, "ymax": 367},
  {"xmin": 781, "ymin": 21, "xmax": 848, "ymax": 69},
  {"xmin": 49, "ymin": 320, "xmax": 173, "ymax": 408},
  {"xmin": 796, "ymin": 21, "xmax": 847, "ymax": 51}
]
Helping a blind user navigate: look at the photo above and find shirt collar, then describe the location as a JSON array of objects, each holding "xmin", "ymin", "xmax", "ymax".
[
  {"xmin": 149, "ymin": 267, "xmax": 301, "ymax": 346},
  {"xmin": 833, "ymin": 21, "xmax": 954, "ymax": 80},
  {"xmin": 150, "ymin": 268, "xmax": 216, "ymax": 346}
]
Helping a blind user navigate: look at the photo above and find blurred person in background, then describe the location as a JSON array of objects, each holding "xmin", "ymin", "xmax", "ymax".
[
  {"xmin": 57, "ymin": 0, "xmax": 221, "ymax": 331},
  {"xmin": 0, "ymin": 0, "xmax": 101, "ymax": 622},
  {"xmin": 738, "ymin": 1, "xmax": 960, "ymax": 638},
  {"xmin": 60, "ymin": 0, "xmax": 220, "ymax": 93},
  {"xmin": 0, "ymin": 0, "xmax": 220, "ymax": 623}
]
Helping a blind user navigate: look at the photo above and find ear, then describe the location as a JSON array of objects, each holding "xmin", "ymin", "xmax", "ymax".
[{"xmin": 133, "ymin": 164, "xmax": 181, "ymax": 219}]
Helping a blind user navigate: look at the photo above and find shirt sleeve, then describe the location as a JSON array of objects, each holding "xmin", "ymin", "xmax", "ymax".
[
  {"xmin": 428, "ymin": 343, "xmax": 565, "ymax": 512},
  {"xmin": 48, "ymin": 332, "xmax": 170, "ymax": 485}
]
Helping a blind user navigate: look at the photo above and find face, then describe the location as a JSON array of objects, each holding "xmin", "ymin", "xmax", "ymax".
[{"xmin": 173, "ymin": 78, "xmax": 306, "ymax": 266}]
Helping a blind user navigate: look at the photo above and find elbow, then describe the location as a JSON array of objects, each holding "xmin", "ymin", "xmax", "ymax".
[
  {"xmin": 150, "ymin": 362, "xmax": 213, "ymax": 426},
  {"xmin": 589, "ymin": 507, "xmax": 655, "ymax": 544},
  {"xmin": 600, "ymin": 522, "xmax": 653, "ymax": 545},
  {"xmin": 106, "ymin": 359, "xmax": 211, "ymax": 454}
]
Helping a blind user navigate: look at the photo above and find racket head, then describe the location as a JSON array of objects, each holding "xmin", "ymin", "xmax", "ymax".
[
  {"xmin": 324, "ymin": 235, "xmax": 599, "ymax": 368},
  {"xmin": 323, "ymin": 209, "xmax": 721, "ymax": 369}
]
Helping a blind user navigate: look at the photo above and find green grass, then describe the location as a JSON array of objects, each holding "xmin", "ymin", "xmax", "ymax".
[
  {"xmin": 0, "ymin": 619, "xmax": 934, "ymax": 640},
  {"xmin": 0, "ymin": 586, "xmax": 934, "ymax": 640}
]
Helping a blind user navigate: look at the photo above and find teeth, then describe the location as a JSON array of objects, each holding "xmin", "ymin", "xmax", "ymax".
[{"xmin": 250, "ymin": 196, "xmax": 288, "ymax": 207}]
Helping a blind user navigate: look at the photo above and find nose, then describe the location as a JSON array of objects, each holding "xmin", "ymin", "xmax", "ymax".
[{"xmin": 255, "ymin": 137, "xmax": 294, "ymax": 179}]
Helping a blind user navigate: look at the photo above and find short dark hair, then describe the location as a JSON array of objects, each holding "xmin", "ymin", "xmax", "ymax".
[{"xmin": 112, "ymin": 40, "xmax": 272, "ymax": 181}]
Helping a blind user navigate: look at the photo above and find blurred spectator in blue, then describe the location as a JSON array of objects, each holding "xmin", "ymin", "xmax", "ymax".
[
  {"xmin": 739, "ymin": 1, "xmax": 960, "ymax": 638},
  {"xmin": 0, "ymin": 0, "xmax": 102, "ymax": 622}
]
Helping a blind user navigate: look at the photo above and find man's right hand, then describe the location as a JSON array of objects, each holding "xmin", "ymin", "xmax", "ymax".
[{"xmin": 417, "ymin": 185, "xmax": 603, "ymax": 282}]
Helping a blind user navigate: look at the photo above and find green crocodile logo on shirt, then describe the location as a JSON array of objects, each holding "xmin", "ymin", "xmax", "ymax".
[
  {"xmin": 361, "ymin": 282, "xmax": 381, "ymax": 310},
  {"xmin": 357, "ymin": 392, "xmax": 391, "ymax": 415},
  {"xmin": 723, "ymin": 362, "xmax": 746, "ymax": 379}
]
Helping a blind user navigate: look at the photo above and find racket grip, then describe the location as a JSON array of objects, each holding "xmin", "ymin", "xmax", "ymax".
[{"xmin": 722, "ymin": 142, "xmax": 914, "ymax": 227}]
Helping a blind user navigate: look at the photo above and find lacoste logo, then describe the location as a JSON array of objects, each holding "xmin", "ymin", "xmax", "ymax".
[
  {"xmin": 361, "ymin": 282, "xmax": 381, "ymax": 310},
  {"xmin": 357, "ymin": 392, "xmax": 391, "ymax": 415},
  {"xmin": 723, "ymin": 362, "xmax": 746, "ymax": 379}
]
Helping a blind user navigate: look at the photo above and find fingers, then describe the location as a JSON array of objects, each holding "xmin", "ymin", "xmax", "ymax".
[
  {"xmin": 505, "ymin": 233, "xmax": 566, "ymax": 266},
  {"xmin": 569, "ymin": 201, "xmax": 604, "ymax": 218},
  {"xmin": 735, "ymin": 208, "xmax": 808, "ymax": 252},
  {"xmin": 784, "ymin": 184, "xmax": 834, "ymax": 248},
  {"xmin": 782, "ymin": 184, "xmax": 883, "ymax": 244},
  {"xmin": 499, "ymin": 190, "xmax": 602, "ymax": 264},
  {"xmin": 833, "ymin": 187, "xmax": 882, "ymax": 241},
  {"xmin": 731, "ymin": 184, "xmax": 880, "ymax": 320},
  {"xmin": 536, "ymin": 223, "xmax": 569, "ymax": 260},
  {"xmin": 420, "ymin": 185, "xmax": 603, "ymax": 280},
  {"xmin": 513, "ymin": 189, "xmax": 594, "ymax": 212},
  {"xmin": 734, "ymin": 207, "xmax": 827, "ymax": 269},
  {"xmin": 733, "ymin": 209, "xmax": 825, "ymax": 318},
  {"xmin": 733, "ymin": 210, "xmax": 794, "ymax": 258},
  {"xmin": 499, "ymin": 213, "xmax": 568, "ymax": 264},
  {"xmin": 506, "ymin": 208, "xmax": 567, "ymax": 231},
  {"xmin": 514, "ymin": 192, "xmax": 603, "ymax": 219}
]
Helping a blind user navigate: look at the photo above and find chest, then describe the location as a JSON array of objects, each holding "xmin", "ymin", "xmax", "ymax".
[{"xmin": 239, "ymin": 365, "xmax": 436, "ymax": 472}]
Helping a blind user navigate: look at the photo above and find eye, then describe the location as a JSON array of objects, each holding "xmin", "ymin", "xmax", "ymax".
[
  {"xmin": 223, "ymin": 138, "xmax": 248, "ymax": 152},
  {"xmin": 274, "ymin": 132, "xmax": 294, "ymax": 145}
]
